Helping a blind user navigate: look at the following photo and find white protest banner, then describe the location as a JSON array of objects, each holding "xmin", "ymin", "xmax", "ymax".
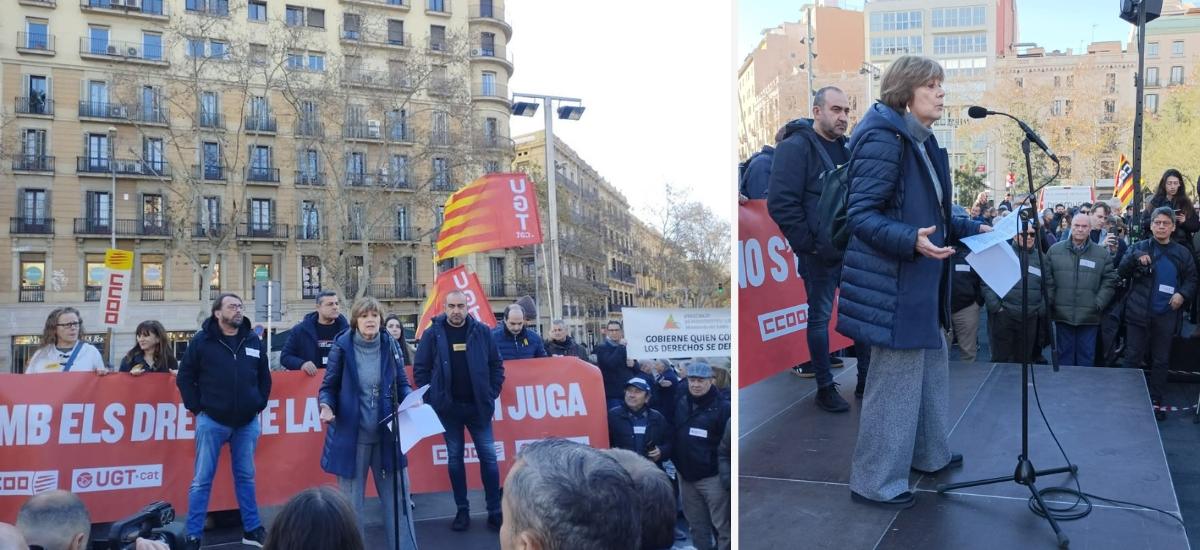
[
  {"xmin": 100, "ymin": 249, "xmax": 134, "ymax": 327},
  {"xmin": 623, "ymin": 308, "xmax": 732, "ymax": 360}
]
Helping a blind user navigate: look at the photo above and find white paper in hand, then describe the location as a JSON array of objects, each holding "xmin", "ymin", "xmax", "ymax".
[
  {"xmin": 960, "ymin": 206, "xmax": 1026, "ymax": 253},
  {"xmin": 966, "ymin": 244, "xmax": 1021, "ymax": 298},
  {"xmin": 399, "ymin": 384, "xmax": 431, "ymax": 412},
  {"xmin": 395, "ymin": 405, "xmax": 444, "ymax": 454}
]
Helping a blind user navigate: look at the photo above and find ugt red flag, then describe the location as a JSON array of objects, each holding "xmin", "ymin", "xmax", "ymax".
[
  {"xmin": 435, "ymin": 173, "xmax": 543, "ymax": 262},
  {"xmin": 415, "ymin": 265, "xmax": 496, "ymax": 338}
]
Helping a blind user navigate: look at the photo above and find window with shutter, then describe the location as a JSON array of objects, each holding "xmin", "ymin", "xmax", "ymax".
[
  {"xmin": 307, "ymin": 8, "xmax": 325, "ymax": 28},
  {"xmin": 388, "ymin": 20, "xmax": 404, "ymax": 44}
]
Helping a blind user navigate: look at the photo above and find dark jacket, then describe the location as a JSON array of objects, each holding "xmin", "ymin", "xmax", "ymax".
[
  {"xmin": 545, "ymin": 335, "xmax": 589, "ymax": 362},
  {"xmin": 672, "ymin": 386, "xmax": 731, "ymax": 482},
  {"xmin": 718, "ymin": 421, "xmax": 731, "ymax": 491},
  {"xmin": 739, "ymin": 145, "xmax": 774, "ymax": 200},
  {"xmin": 982, "ymin": 241, "xmax": 1049, "ymax": 317},
  {"xmin": 1118, "ymin": 238, "xmax": 1198, "ymax": 327},
  {"xmin": 594, "ymin": 339, "xmax": 640, "ymax": 400},
  {"xmin": 950, "ymin": 246, "xmax": 982, "ymax": 313},
  {"xmin": 607, "ymin": 403, "xmax": 671, "ymax": 464},
  {"xmin": 648, "ymin": 367, "xmax": 681, "ymax": 426},
  {"xmin": 177, "ymin": 316, "xmax": 272, "ymax": 428},
  {"xmin": 837, "ymin": 103, "xmax": 983, "ymax": 349},
  {"xmin": 319, "ymin": 331, "xmax": 413, "ymax": 478},
  {"xmin": 281, "ymin": 311, "xmax": 349, "ymax": 370},
  {"xmin": 413, "ymin": 314, "xmax": 504, "ymax": 419},
  {"xmin": 119, "ymin": 349, "xmax": 178, "ymax": 373},
  {"xmin": 1141, "ymin": 196, "xmax": 1200, "ymax": 248},
  {"xmin": 1045, "ymin": 238, "xmax": 1118, "ymax": 326},
  {"xmin": 491, "ymin": 326, "xmax": 548, "ymax": 360},
  {"xmin": 767, "ymin": 118, "xmax": 847, "ymax": 262}
]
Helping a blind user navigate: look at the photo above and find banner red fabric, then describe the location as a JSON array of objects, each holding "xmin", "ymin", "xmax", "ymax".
[
  {"xmin": 738, "ymin": 200, "xmax": 852, "ymax": 388},
  {"xmin": 435, "ymin": 173, "xmax": 543, "ymax": 262},
  {"xmin": 0, "ymin": 357, "xmax": 606, "ymax": 523},
  {"xmin": 414, "ymin": 265, "xmax": 497, "ymax": 339}
]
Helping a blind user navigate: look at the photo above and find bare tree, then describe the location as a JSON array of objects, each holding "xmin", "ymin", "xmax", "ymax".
[{"xmin": 644, "ymin": 184, "xmax": 731, "ymax": 308}]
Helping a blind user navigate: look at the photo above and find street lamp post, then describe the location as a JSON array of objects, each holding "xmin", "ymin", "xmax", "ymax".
[
  {"xmin": 511, "ymin": 93, "xmax": 585, "ymax": 327},
  {"xmin": 108, "ymin": 126, "xmax": 117, "ymax": 249}
]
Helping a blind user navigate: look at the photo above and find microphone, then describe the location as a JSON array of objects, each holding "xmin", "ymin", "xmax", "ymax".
[{"xmin": 967, "ymin": 106, "xmax": 1059, "ymax": 164}]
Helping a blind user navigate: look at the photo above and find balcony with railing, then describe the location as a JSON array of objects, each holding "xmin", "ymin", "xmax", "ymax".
[
  {"xmin": 16, "ymin": 32, "xmax": 55, "ymax": 55},
  {"xmin": 197, "ymin": 111, "xmax": 225, "ymax": 129},
  {"xmin": 426, "ymin": 36, "xmax": 449, "ymax": 54},
  {"xmin": 15, "ymin": 96, "xmax": 54, "ymax": 116},
  {"xmin": 379, "ymin": 170, "xmax": 412, "ymax": 189},
  {"xmin": 184, "ymin": 0, "xmax": 228, "ymax": 16},
  {"xmin": 340, "ymin": 26, "xmax": 411, "ymax": 49},
  {"xmin": 366, "ymin": 283, "xmax": 425, "ymax": 299},
  {"xmin": 13, "ymin": 155, "xmax": 55, "ymax": 173},
  {"xmin": 10, "ymin": 218, "xmax": 54, "ymax": 235},
  {"xmin": 80, "ymin": 0, "xmax": 168, "ymax": 18},
  {"xmin": 294, "ymin": 171, "xmax": 326, "ymax": 186},
  {"xmin": 354, "ymin": 225, "xmax": 420, "ymax": 242},
  {"xmin": 245, "ymin": 166, "xmax": 281, "ymax": 184},
  {"xmin": 343, "ymin": 122, "xmax": 384, "ymax": 141},
  {"xmin": 78, "ymin": 38, "xmax": 168, "ymax": 64},
  {"xmin": 132, "ymin": 104, "xmax": 170, "ymax": 125},
  {"xmin": 77, "ymin": 157, "xmax": 170, "ymax": 178},
  {"xmin": 236, "ymin": 223, "xmax": 289, "ymax": 240},
  {"xmin": 476, "ymin": 134, "xmax": 514, "ymax": 151},
  {"xmin": 470, "ymin": 3, "xmax": 505, "ymax": 22},
  {"xmin": 294, "ymin": 119, "xmax": 324, "ymax": 138},
  {"xmin": 430, "ymin": 174, "xmax": 456, "ymax": 191},
  {"xmin": 470, "ymin": 42, "xmax": 513, "ymax": 72},
  {"xmin": 192, "ymin": 164, "xmax": 226, "ymax": 181},
  {"xmin": 342, "ymin": 68, "xmax": 413, "ymax": 90},
  {"xmin": 20, "ymin": 285, "xmax": 45, "ymax": 303},
  {"xmin": 296, "ymin": 225, "xmax": 325, "ymax": 240},
  {"xmin": 73, "ymin": 218, "xmax": 171, "ymax": 237},
  {"xmin": 192, "ymin": 223, "xmax": 228, "ymax": 238},
  {"xmin": 244, "ymin": 115, "xmax": 277, "ymax": 134},
  {"xmin": 473, "ymin": 81, "xmax": 508, "ymax": 103},
  {"xmin": 78, "ymin": 100, "xmax": 132, "ymax": 121},
  {"xmin": 141, "ymin": 287, "xmax": 164, "ymax": 301},
  {"xmin": 339, "ymin": 0, "xmax": 408, "ymax": 11},
  {"xmin": 85, "ymin": 285, "xmax": 102, "ymax": 302}
]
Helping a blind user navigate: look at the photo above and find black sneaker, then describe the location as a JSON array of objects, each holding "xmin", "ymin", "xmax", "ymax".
[
  {"xmin": 242, "ymin": 526, "xmax": 266, "ymax": 548},
  {"xmin": 830, "ymin": 356, "xmax": 845, "ymax": 368},
  {"xmin": 183, "ymin": 536, "xmax": 202, "ymax": 550},
  {"xmin": 451, "ymin": 509, "xmax": 470, "ymax": 531},
  {"xmin": 851, "ymin": 490, "xmax": 916, "ymax": 510},
  {"xmin": 792, "ymin": 364, "xmax": 815, "ymax": 378},
  {"xmin": 816, "ymin": 383, "xmax": 850, "ymax": 412},
  {"xmin": 487, "ymin": 511, "xmax": 503, "ymax": 531}
]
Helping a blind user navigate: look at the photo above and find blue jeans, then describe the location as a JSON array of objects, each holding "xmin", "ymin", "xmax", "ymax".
[
  {"xmin": 186, "ymin": 413, "xmax": 261, "ymax": 537},
  {"xmin": 1056, "ymin": 324, "xmax": 1098, "ymax": 367},
  {"xmin": 437, "ymin": 402, "xmax": 502, "ymax": 514},
  {"xmin": 799, "ymin": 253, "xmax": 839, "ymax": 388}
]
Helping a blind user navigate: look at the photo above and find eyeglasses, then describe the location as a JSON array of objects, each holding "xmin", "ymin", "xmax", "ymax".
[
  {"xmin": 1152, "ymin": 220, "xmax": 1173, "ymax": 226},
  {"xmin": 223, "ymin": 303, "xmax": 245, "ymax": 310},
  {"xmin": 56, "ymin": 321, "xmax": 82, "ymax": 328}
]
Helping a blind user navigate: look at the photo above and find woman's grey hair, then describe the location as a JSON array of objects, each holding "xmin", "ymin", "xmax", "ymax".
[
  {"xmin": 879, "ymin": 55, "xmax": 945, "ymax": 111},
  {"xmin": 506, "ymin": 439, "xmax": 640, "ymax": 550}
]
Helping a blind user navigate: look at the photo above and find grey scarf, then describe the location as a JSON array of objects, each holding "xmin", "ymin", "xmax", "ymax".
[{"xmin": 904, "ymin": 112, "xmax": 944, "ymax": 207}]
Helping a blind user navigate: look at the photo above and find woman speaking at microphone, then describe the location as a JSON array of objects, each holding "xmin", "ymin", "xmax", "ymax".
[{"xmin": 318, "ymin": 297, "xmax": 417, "ymax": 549}]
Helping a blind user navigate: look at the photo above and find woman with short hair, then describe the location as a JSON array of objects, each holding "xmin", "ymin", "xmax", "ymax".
[
  {"xmin": 119, "ymin": 320, "xmax": 178, "ymax": 375},
  {"xmin": 264, "ymin": 486, "xmax": 364, "ymax": 550},
  {"xmin": 318, "ymin": 297, "xmax": 416, "ymax": 549},
  {"xmin": 837, "ymin": 55, "xmax": 988, "ymax": 508},
  {"xmin": 25, "ymin": 307, "xmax": 108, "ymax": 374}
]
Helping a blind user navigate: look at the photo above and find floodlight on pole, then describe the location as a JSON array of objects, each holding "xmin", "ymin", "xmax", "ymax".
[{"xmin": 511, "ymin": 92, "xmax": 584, "ymax": 329}]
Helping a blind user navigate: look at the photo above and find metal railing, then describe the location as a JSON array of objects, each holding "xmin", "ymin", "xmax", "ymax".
[
  {"xmin": 184, "ymin": 0, "xmax": 228, "ymax": 16},
  {"xmin": 192, "ymin": 223, "xmax": 228, "ymax": 238},
  {"xmin": 365, "ymin": 283, "xmax": 425, "ymax": 299},
  {"xmin": 198, "ymin": 112, "xmax": 224, "ymax": 128},
  {"xmin": 78, "ymin": 38, "xmax": 166, "ymax": 62},
  {"xmin": 73, "ymin": 218, "xmax": 171, "ymax": 236},
  {"xmin": 13, "ymin": 155, "xmax": 55, "ymax": 172},
  {"xmin": 342, "ymin": 68, "xmax": 413, "ymax": 89},
  {"xmin": 85, "ymin": 285, "xmax": 102, "ymax": 302},
  {"xmin": 245, "ymin": 166, "xmax": 281, "ymax": 183},
  {"xmin": 244, "ymin": 115, "xmax": 277, "ymax": 133},
  {"xmin": 77, "ymin": 157, "xmax": 170, "ymax": 177},
  {"xmin": 81, "ymin": 0, "xmax": 167, "ymax": 15},
  {"xmin": 426, "ymin": 36, "xmax": 449, "ymax": 53},
  {"xmin": 295, "ymin": 171, "xmax": 326, "ymax": 186},
  {"xmin": 296, "ymin": 225, "xmax": 325, "ymax": 240},
  {"xmin": 470, "ymin": 42, "xmax": 511, "ymax": 64},
  {"xmin": 141, "ymin": 287, "xmax": 164, "ymax": 301},
  {"xmin": 470, "ymin": 3, "xmax": 503, "ymax": 20},
  {"xmin": 476, "ymin": 135, "xmax": 514, "ymax": 150},
  {"xmin": 294, "ymin": 119, "xmax": 324, "ymax": 137},
  {"xmin": 474, "ymin": 81, "xmax": 508, "ymax": 100},
  {"xmin": 17, "ymin": 32, "xmax": 55, "ymax": 53},
  {"xmin": 10, "ymin": 218, "xmax": 54, "ymax": 234},
  {"xmin": 341, "ymin": 26, "xmax": 410, "ymax": 47},
  {"xmin": 19, "ymin": 286, "xmax": 45, "ymax": 303},
  {"xmin": 192, "ymin": 164, "xmax": 226, "ymax": 181},
  {"xmin": 236, "ymin": 223, "xmax": 289, "ymax": 239},
  {"xmin": 132, "ymin": 104, "xmax": 169, "ymax": 124},
  {"xmin": 78, "ymin": 100, "xmax": 131, "ymax": 120},
  {"xmin": 15, "ymin": 96, "xmax": 54, "ymax": 115}
]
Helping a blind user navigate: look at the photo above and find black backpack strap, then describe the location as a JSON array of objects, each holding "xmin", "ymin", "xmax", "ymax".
[{"xmin": 801, "ymin": 131, "xmax": 837, "ymax": 172}]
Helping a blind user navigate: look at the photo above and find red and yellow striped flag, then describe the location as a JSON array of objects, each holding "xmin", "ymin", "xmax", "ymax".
[
  {"xmin": 1114, "ymin": 154, "xmax": 1134, "ymax": 209},
  {"xmin": 435, "ymin": 173, "xmax": 543, "ymax": 262}
]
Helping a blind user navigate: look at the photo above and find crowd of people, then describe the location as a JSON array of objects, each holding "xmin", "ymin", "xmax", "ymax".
[
  {"xmin": 16, "ymin": 287, "xmax": 730, "ymax": 549},
  {"xmin": 740, "ymin": 53, "xmax": 1199, "ymax": 511}
]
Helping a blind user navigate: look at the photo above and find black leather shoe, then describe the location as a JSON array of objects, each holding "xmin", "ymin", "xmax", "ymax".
[
  {"xmin": 851, "ymin": 490, "xmax": 915, "ymax": 509},
  {"xmin": 487, "ymin": 511, "xmax": 503, "ymax": 531},
  {"xmin": 913, "ymin": 453, "xmax": 963, "ymax": 475},
  {"xmin": 815, "ymin": 383, "xmax": 850, "ymax": 412},
  {"xmin": 451, "ymin": 509, "xmax": 470, "ymax": 531},
  {"xmin": 854, "ymin": 378, "xmax": 866, "ymax": 399}
]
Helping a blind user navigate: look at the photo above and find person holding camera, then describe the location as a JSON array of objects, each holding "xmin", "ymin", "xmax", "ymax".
[
  {"xmin": 1120, "ymin": 206, "xmax": 1198, "ymax": 421},
  {"xmin": 319, "ymin": 297, "xmax": 417, "ymax": 550},
  {"xmin": 119, "ymin": 321, "xmax": 178, "ymax": 376},
  {"xmin": 608, "ymin": 377, "xmax": 671, "ymax": 466}
]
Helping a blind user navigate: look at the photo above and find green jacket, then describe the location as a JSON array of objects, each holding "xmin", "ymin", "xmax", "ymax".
[
  {"xmin": 1044, "ymin": 238, "xmax": 1118, "ymax": 326},
  {"xmin": 983, "ymin": 241, "xmax": 1048, "ymax": 317}
]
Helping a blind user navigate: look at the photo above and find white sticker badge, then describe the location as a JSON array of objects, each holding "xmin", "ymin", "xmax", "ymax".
[
  {"xmin": 689, "ymin": 428, "xmax": 708, "ymax": 438},
  {"xmin": 633, "ymin": 426, "xmax": 647, "ymax": 435},
  {"xmin": 1080, "ymin": 259, "xmax": 1096, "ymax": 269},
  {"xmin": 1160, "ymin": 284, "xmax": 1176, "ymax": 294},
  {"xmin": 245, "ymin": 347, "xmax": 261, "ymax": 358}
]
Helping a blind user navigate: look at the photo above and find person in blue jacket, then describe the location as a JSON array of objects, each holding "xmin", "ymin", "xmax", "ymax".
[
  {"xmin": 491, "ymin": 304, "xmax": 547, "ymax": 360},
  {"xmin": 837, "ymin": 56, "xmax": 989, "ymax": 510},
  {"xmin": 318, "ymin": 296, "xmax": 416, "ymax": 550},
  {"xmin": 281, "ymin": 291, "xmax": 348, "ymax": 376},
  {"xmin": 413, "ymin": 290, "xmax": 505, "ymax": 532}
]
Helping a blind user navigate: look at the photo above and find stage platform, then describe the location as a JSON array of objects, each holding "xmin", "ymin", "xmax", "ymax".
[{"xmin": 739, "ymin": 360, "xmax": 1191, "ymax": 550}]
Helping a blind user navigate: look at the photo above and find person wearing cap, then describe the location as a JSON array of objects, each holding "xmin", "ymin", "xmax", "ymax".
[
  {"xmin": 672, "ymin": 360, "xmax": 731, "ymax": 550},
  {"xmin": 608, "ymin": 377, "xmax": 671, "ymax": 465}
]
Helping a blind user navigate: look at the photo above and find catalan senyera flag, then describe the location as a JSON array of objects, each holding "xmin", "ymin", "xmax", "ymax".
[
  {"xmin": 415, "ymin": 265, "xmax": 497, "ymax": 339},
  {"xmin": 435, "ymin": 173, "xmax": 543, "ymax": 262},
  {"xmin": 101, "ymin": 249, "xmax": 134, "ymax": 327},
  {"xmin": 1114, "ymin": 154, "xmax": 1135, "ymax": 209}
]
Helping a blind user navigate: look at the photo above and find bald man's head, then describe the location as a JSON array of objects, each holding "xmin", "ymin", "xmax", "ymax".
[
  {"xmin": 17, "ymin": 491, "xmax": 90, "ymax": 550},
  {"xmin": 0, "ymin": 523, "xmax": 27, "ymax": 550}
]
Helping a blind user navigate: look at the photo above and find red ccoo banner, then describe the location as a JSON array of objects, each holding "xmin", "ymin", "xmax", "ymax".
[
  {"xmin": 0, "ymin": 357, "xmax": 607, "ymax": 523},
  {"xmin": 414, "ymin": 265, "xmax": 497, "ymax": 339},
  {"xmin": 738, "ymin": 200, "xmax": 852, "ymax": 387}
]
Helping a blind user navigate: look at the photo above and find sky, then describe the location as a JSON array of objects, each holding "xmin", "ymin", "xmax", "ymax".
[
  {"xmin": 738, "ymin": 0, "xmax": 1140, "ymax": 62},
  {"xmin": 506, "ymin": 0, "xmax": 736, "ymax": 226}
]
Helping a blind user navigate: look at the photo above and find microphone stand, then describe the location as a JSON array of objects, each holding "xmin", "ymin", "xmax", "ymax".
[
  {"xmin": 937, "ymin": 136, "xmax": 1077, "ymax": 548},
  {"xmin": 384, "ymin": 338, "xmax": 416, "ymax": 550}
]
